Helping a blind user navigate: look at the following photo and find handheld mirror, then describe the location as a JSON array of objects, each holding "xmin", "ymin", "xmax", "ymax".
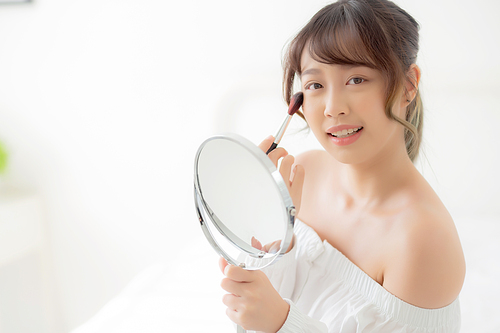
[{"xmin": 194, "ymin": 133, "xmax": 295, "ymax": 271}]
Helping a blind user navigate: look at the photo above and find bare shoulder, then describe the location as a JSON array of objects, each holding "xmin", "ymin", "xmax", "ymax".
[
  {"xmin": 294, "ymin": 149, "xmax": 333, "ymax": 167},
  {"xmin": 383, "ymin": 195, "xmax": 466, "ymax": 309},
  {"xmin": 293, "ymin": 149, "xmax": 341, "ymax": 186},
  {"xmin": 293, "ymin": 149, "xmax": 338, "ymax": 178}
]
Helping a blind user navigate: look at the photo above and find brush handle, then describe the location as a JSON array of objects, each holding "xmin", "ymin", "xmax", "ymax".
[
  {"xmin": 266, "ymin": 114, "xmax": 293, "ymax": 155},
  {"xmin": 266, "ymin": 142, "xmax": 278, "ymax": 155}
]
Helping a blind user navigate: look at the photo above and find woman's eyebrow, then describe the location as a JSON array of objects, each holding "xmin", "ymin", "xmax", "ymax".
[
  {"xmin": 301, "ymin": 65, "xmax": 369, "ymax": 78},
  {"xmin": 300, "ymin": 68, "xmax": 322, "ymax": 78}
]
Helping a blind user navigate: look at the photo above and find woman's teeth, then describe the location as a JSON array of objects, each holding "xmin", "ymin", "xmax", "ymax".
[{"xmin": 330, "ymin": 127, "xmax": 362, "ymax": 138}]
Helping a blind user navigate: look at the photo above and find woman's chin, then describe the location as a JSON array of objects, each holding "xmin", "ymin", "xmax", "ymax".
[{"xmin": 321, "ymin": 144, "xmax": 370, "ymax": 165}]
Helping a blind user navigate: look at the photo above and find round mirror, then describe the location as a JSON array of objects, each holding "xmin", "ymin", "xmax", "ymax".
[{"xmin": 194, "ymin": 133, "xmax": 295, "ymax": 270}]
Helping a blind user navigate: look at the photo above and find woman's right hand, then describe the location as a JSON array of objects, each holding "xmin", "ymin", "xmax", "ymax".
[{"xmin": 258, "ymin": 135, "xmax": 305, "ymax": 216}]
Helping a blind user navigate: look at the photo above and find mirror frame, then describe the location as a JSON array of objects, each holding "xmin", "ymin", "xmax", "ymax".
[{"xmin": 194, "ymin": 133, "xmax": 295, "ymax": 270}]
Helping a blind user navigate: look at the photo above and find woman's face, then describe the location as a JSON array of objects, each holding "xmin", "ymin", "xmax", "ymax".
[{"xmin": 300, "ymin": 48, "xmax": 406, "ymax": 165}]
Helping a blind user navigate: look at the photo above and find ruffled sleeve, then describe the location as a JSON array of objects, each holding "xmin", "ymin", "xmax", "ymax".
[{"xmin": 277, "ymin": 299, "xmax": 328, "ymax": 333}]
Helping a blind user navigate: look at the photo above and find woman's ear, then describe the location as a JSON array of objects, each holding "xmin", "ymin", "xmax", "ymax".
[{"xmin": 404, "ymin": 64, "xmax": 421, "ymax": 103}]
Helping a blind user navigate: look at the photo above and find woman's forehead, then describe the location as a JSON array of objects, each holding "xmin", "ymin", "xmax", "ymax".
[
  {"xmin": 300, "ymin": 47, "xmax": 329, "ymax": 74},
  {"xmin": 298, "ymin": 28, "xmax": 378, "ymax": 73},
  {"xmin": 300, "ymin": 48, "xmax": 376, "ymax": 77}
]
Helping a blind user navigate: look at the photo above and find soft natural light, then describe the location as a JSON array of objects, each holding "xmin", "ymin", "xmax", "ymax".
[{"xmin": 0, "ymin": 0, "xmax": 498, "ymax": 332}]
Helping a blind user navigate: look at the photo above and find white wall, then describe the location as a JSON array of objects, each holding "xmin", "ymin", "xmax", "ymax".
[{"xmin": 0, "ymin": 0, "xmax": 498, "ymax": 332}]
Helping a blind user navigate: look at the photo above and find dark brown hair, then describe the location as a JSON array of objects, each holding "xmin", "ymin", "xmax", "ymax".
[{"xmin": 282, "ymin": 0, "xmax": 422, "ymax": 162}]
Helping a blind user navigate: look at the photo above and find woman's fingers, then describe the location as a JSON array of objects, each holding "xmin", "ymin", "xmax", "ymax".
[
  {"xmin": 225, "ymin": 308, "xmax": 242, "ymax": 329},
  {"xmin": 220, "ymin": 266, "xmax": 257, "ymax": 296},
  {"xmin": 219, "ymin": 258, "xmax": 290, "ymax": 332},
  {"xmin": 257, "ymin": 135, "xmax": 305, "ymax": 213},
  {"xmin": 220, "ymin": 258, "xmax": 255, "ymax": 283},
  {"xmin": 222, "ymin": 293, "xmax": 241, "ymax": 310},
  {"xmin": 257, "ymin": 136, "xmax": 288, "ymax": 167},
  {"xmin": 222, "ymin": 293, "xmax": 246, "ymax": 327},
  {"xmin": 280, "ymin": 155, "xmax": 305, "ymax": 213},
  {"xmin": 221, "ymin": 277, "xmax": 243, "ymax": 296},
  {"xmin": 268, "ymin": 147, "xmax": 288, "ymax": 167},
  {"xmin": 290, "ymin": 164, "xmax": 305, "ymax": 212},
  {"xmin": 263, "ymin": 240, "xmax": 282, "ymax": 254},
  {"xmin": 224, "ymin": 264, "xmax": 254, "ymax": 282},
  {"xmin": 279, "ymin": 154, "xmax": 294, "ymax": 186},
  {"xmin": 257, "ymin": 135, "xmax": 275, "ymax": 152},
  {"xmin": 219, "ymin": 257, "xmax": 229, "ymax": 274},
  {"xmin": 251, "ymin": 236, "xmax": 263, "ymax": 250}
]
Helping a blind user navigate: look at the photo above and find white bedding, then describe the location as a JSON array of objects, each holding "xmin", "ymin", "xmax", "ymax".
[{"xmin": 72, "ymin": 216, "xmax": 500, "ymax": 333}]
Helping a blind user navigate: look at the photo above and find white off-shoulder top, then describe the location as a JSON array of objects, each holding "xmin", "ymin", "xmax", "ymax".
[{"xmin": 244, "ymin": 219, "xmax": 461, "ymax": 333}]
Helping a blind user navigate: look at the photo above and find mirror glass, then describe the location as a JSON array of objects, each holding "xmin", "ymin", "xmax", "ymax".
[{"xmin": 194, "ymin": 134, "xmax": 294, "ymax": 270}]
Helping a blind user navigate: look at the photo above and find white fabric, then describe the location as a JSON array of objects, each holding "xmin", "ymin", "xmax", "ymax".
[{"xmin": 244, "ymin": 219, "xmax": 461, "ymax": 333}]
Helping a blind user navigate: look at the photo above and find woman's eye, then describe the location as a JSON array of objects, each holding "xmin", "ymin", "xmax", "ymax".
[
  {"xmin": 306, "ymin": 83, "xmax": 323, "ymax": 90},
  {"xmin": 348, "ymin": 77, "xmax": 365, "ymax": 85}
]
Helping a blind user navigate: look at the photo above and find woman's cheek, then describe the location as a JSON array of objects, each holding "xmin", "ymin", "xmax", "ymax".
[{"xmin": 302, "ymin": 100, "xmax": 318, "ymax": 120}]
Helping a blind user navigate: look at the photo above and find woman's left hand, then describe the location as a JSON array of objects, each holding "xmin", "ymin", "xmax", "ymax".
[{"xmin": 219, "ymin": 257, "xmax": 289, "ymax": 332}]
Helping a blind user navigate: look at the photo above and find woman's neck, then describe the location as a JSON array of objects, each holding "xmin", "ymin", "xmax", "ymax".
[{"xmin": 339, "ymin": 140, "xmax": 416, "ymax": 211}]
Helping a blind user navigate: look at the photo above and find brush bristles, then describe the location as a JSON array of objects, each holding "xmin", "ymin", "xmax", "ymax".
[{"xmin": 288, "ymin": 92, "xmax": 304, "ymax": 115}]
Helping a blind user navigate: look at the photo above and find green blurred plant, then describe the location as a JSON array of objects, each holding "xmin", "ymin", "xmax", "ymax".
[{"xmin": 0, "ymin": 141, "xmax": 8, "ymax": 175}]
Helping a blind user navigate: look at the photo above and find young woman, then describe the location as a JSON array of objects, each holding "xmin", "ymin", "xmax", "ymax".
[{"xmin": 219, "ymin": 0, "xmax": 465, "ymax": 332}]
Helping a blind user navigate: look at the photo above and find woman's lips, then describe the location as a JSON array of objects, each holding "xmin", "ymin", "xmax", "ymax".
[
  {"xmin": 326, "ymin": 124, "xmax": 363, "ymax": 133},
  {"xmin": 327, "ymin": 127, "xmax": 363, "ymax": 146}
]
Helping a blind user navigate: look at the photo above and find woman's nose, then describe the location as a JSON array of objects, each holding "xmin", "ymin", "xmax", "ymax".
[
  {"xmin": 324, "ymin": 96, "xmax": 348, "ymax": 118},
  {"xmin": 324, "ymin": 108, "xmax": 346, "ymax": 118}
]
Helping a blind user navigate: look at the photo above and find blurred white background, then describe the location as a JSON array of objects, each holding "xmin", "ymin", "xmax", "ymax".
[{"xmin": 0, "ymin": 0, "xmax": 498, "ymax": 332}]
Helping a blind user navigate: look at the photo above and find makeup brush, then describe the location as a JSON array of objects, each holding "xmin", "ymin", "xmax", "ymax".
[{"xmin": 266, "ymin": 92, "xmax": 304, "ymax": 155}]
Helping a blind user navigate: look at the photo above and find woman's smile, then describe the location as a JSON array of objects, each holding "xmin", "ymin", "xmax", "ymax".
[{"xmin": 326, "ymin": 125, "xmax": 364, "ymax": 146}]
